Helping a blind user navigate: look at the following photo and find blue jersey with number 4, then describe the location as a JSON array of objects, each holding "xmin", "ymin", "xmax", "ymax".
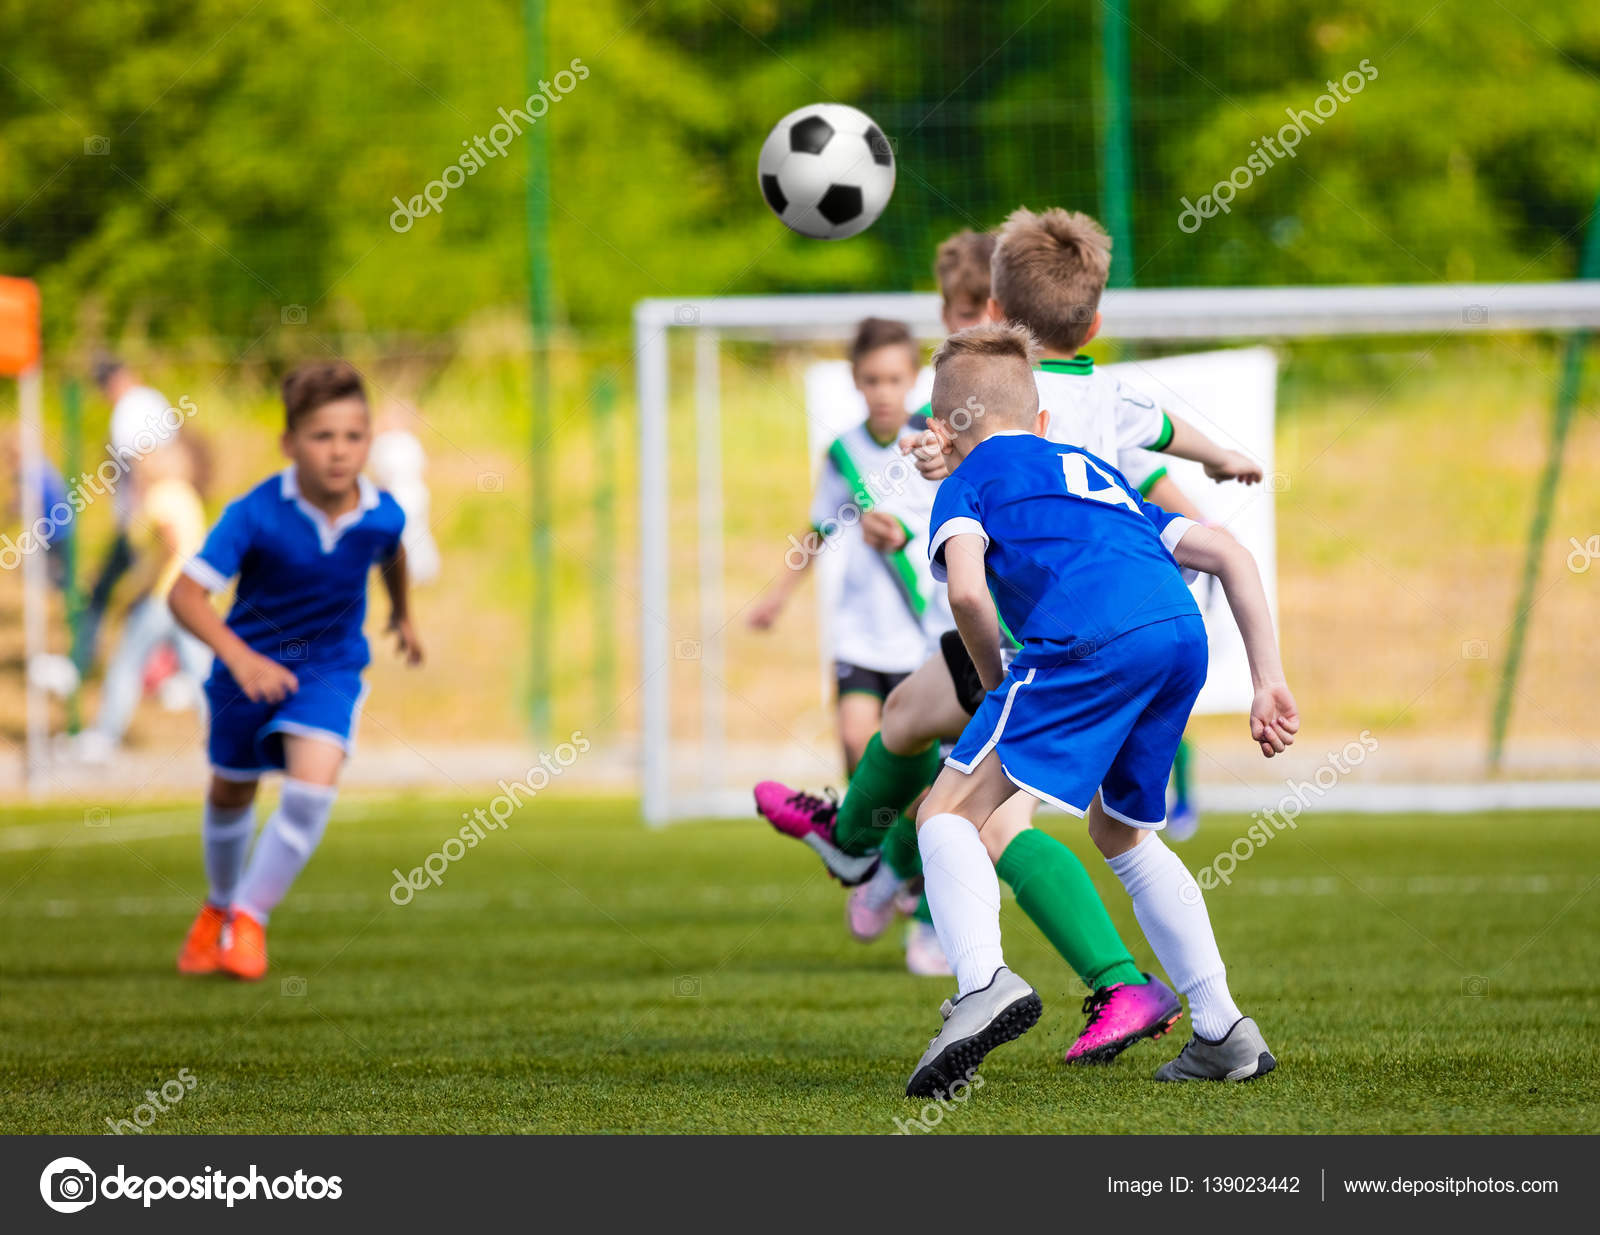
[{"xmin": 928, "ymin": 432, "xmax": 1199, "ymax": 668}]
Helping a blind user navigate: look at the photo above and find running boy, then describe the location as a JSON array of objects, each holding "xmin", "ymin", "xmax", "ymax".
[
  {"xmin": 748, "ymin": 317, "xmax": 948, "ymax": 779},
  {"xmin": 904, "ymin": 323, "xmax": 1297, "ymax": 1097},
  {"xmin": 169, "ymin": 360, "xmax": 422, "ymax": 980}
]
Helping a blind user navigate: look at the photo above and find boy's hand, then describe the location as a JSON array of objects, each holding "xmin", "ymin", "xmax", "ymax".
[
  {"xmin": 1204, "ymin": 450, "xmax": 1263, "ymax": 485},
  {"xmin": 747, "ymin": 592, "xmax": 784, "ymax": 630},
  {"xmin": 902, "ymin": 428, "xmax": 951, "ymax": 482},
  {"xmin": 1250, "ymin": 682, "xmax": 1299, "ymax": 757},
  {"xmin": 390, "ymin": 616, "xmax": 424, "ymax": 667},
  {"xmin": 860, "ymin": 511, "xmax": 908, "ymax": 552},
  {"xmin": 228, "ymin": 649, "xmax": 299, "ymax": 703}
]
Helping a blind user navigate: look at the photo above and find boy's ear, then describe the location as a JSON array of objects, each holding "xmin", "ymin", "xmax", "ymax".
[
  {"xmin": 984, "ymin": 297, "xmax": 1005, "ymax": 324},
  {"xmin": 1081, "ymin": 311, "xmax": 1102, "ymax": 347},
  {"xmin": 1034, "ymin": 407, "xmax": 1051, "ymax": 438}
]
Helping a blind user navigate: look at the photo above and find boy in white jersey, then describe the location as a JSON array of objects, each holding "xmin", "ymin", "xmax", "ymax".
[
  {"xmin": 758, "ymin": 208, "xmax": 1262, "ymax": 1063},
  {"xmin": 748, "ymin": 318, "xmax": 948, "ymax": 779}
]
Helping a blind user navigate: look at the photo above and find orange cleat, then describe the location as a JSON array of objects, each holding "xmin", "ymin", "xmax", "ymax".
[
  {"xmin": 218, "ymin": 909, "xmax": 268, "ymax": 981},
  {"xmin": 176, "ymin": 903, "xmax": 227, "ymax": 975}
]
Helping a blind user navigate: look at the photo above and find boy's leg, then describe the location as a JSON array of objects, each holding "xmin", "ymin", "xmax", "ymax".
[
  {"xmin": 832, "ymin": 651, "xmax": 969, "ymax": 853},
  {"xmin": 230, "ymin": 736, "xmax": 343, "ymax": 926},
  {"xmin": 906, "ymin": 754, "xmax": 1041, "ymax": 1097},
  {"xmin": 178, "ymin": 772, "xmax": 258, "ymax": 974},
  {"xmin": 204, "ymin": 774, "xmax": 259, "ymax": 908},
  {"xmin": 980, "ymin": 793, "xmax": 1145, "ymax": 992},
  {"xmin": 835, "ymin": 690, "xmax": 882, "ymax": 777}
]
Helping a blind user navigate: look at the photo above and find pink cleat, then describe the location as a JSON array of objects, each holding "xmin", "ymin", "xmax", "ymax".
[
  {"xmin": 847, "ymin": 864, "xmax": 906, "ymax": 941},
  {"xmin": 1064, "ymin": 974, "xmax": 1183, "ymax": 1065},
  {"xmin": 904, "ymin": 921, "xmax": 953, "ymax": 977},
  {"xmin": 753, "ymin": 781, "xmax": 879, "ymax": 886}
]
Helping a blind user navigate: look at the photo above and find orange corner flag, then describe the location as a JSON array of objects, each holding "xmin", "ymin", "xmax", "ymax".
[{"xmin": 0, "ymin": 276, "xmax": 41, "ymax": 377}]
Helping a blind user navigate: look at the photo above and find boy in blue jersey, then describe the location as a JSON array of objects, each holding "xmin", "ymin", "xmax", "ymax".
[
  {"xmin": 904, "ymin": 323, "xmax": 1298, "ymax": 1098},
  {"xmin": 168, "ymin": 360, "xmax": 422, "ymax": 980}
]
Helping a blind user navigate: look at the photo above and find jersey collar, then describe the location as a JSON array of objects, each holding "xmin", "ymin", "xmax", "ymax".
[
  {"xmin": 279, "ymin": 466, "xmax": 379, "ymax": 553},
  {"xmin": 1037, "ymin": 355, "xmax": 1094, "ymax": 376}
]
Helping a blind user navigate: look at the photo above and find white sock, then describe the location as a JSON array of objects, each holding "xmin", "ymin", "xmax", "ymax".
[
  {"xmin": 1106, "ymin": 833, "xmax": 1244, "ymax": 1040},
  {"xmin": 231, "ymin": 779, "xmax": 336, "ymax": 924},
  {"xmin": 202, "ymin": 800, "xmax": 256, "ymax": 909},
  {"xmin": 859, "ymin": 857, "xmax": 905, "ymax": 912},
  {"xmin": 918, "ymin": 813, "xmax": 1005, "ymax": 996}
]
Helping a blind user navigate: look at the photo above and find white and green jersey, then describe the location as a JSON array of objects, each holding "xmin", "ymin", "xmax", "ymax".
[
  {"xmin": 1033, "ymin": 355, "xmax": 1171, "ymax": 460},
  {"xmin": 809, "ymin": 418, "xmax": 953, "ymax": 673}
]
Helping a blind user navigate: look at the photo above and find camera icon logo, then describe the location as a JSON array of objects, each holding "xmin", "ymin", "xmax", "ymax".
[
  {"xmin": 1462, "ymin": 305, "xmax": 1490, "ymax": 325},
  {"xmin": 280, "ymin": 976, "xmax": 308, "ymax": 997},
  {"xmin": 673, "ymin": 975, "xmax": 701, "ymax": 997},
  {"xmin": 84, "ymin": 135, "xmax": 110, "ymax": 155},
  {"xmin": 476, "ymin": 472, "xmax": 504, "ymax": 493},
  {"xmin": 675, "ymin": 638, "xmax": 701, "ymax": 660},
  {"xmin": 1266, "ymin": 472, "xmax": 1291, "ymax": 493},
  {"xmin": 1461, "ymin": 975, "xmax": 1489, "ymax": 997},
  {"xmin": 673, "ymin": 303, "xmax": 700, "ymax": 325},
  {"xmin": 1461, "ymin": 639, "xmax": 1489, "ymax": 660},
  {"xmin": 281, "ymin": 304, "xmax": 308, "ymax": 325},
  {"xmin": 281, "ymin": 639, "xmax": 309, "ymax": 661},
  {"xmin": 84, "ymin": 807, "xmax": 110, "ymax": 828},
  {"xmin": 40, "ymin": 1156, "xmax": 97, "ymax": 1213}
]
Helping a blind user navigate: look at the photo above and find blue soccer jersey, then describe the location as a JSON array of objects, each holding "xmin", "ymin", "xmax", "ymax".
[
  {"xmin": 184, "ymin": 468, "xmax": 405, "ymax": 674},
  {"xmin": 928, "ymin": 432, "xmax": 1199, "ymax": 668}
]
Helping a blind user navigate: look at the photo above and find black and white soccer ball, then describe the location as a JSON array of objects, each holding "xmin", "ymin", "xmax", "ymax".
[{"xmin": 758, "ymin": 104, "xmax": 895, "ymax": 240}]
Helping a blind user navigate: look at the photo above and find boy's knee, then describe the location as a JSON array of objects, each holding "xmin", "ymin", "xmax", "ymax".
[
  {"xmin": 1086, "ymin": 800, "xmax": 1141, "ymax": 859},
  {"xmin": 208, "ymin": 776, "xmax": 257, "ymax": 810}
]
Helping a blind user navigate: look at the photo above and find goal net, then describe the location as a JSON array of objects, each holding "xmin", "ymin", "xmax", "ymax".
[{"xmin": 634, "ymin": 283, "xmax": 1600, "ymax": 825}]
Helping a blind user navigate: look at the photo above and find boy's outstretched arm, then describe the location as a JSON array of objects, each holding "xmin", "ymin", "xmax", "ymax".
[
  {"xmin": 747, "ymin": 525, "xmax": 818, "ymax": 629},
  {"xmin": 1171, "ymin": 524, "xmax": 1299, "ymax": 758},
  {"xmin": 1160, "ymin": 414, "xmax": 1263, "ymax": 485},
  {"xmin": 168, "ymin": 574, "xmax": 299, "ymax": 703},
  {"xmin": 941, "ymin": 532, "xmax": 1004, "ymax": 692},
  {"xmin": 380, "ymin": 543, "xmax": 424, "ymax": 666}
]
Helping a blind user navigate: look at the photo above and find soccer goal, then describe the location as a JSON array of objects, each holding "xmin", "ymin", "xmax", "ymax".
[{"xmin": 633, "ymin": 282, "xmax": 1600, "ymax": 826}]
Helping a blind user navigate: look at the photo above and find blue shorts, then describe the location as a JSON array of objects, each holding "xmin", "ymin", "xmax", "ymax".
[
  {"xmin": 205, "ymin": 664, "xmax": 369, "ymax": 780},
  {"xmin": 946, "ymin": 616, "xmax": 1207, "ymax": 829}
]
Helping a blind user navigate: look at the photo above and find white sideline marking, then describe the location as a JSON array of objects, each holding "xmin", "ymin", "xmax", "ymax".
[
  {"xmin": 1216, "ymin": 874, "xmax": 1580, "ymax": 897},
  {"xmin": 0, "ymin": 802, "xmax": 400, "ymax": 853}
]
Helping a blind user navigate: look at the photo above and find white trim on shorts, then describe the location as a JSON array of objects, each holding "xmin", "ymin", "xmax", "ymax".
[
  {"xmin": 943, "ymin": 667, "xmax": 1034, "ymax": 773},
  {"xmin": 211, "ymin": 764, "xmax": 270, "ymax": 782},
  {"xmin": 1100, "ymin": 799, "xmax": 1168, "ymax": 830},
  {"xmin": 997, "ymin": 763, "xmax": 1088, "ymax": 817}
]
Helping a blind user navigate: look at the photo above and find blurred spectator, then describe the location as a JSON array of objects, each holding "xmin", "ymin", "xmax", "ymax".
[
  {"xmin": 72, "ymin": 356, "xmax": 178, "ymax": 672},
  {"xmin": 369, "ymin": 405, "xmax": 440, "ymax": 585},
  {"xmin": 72, "ymin": 435, "xmax": 212, "ymax": 761}
]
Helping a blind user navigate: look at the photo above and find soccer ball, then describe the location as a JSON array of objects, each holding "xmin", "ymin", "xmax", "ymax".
[{"xmin": 757, "ymin": 104, "xmax": 895, "ymax": 240}]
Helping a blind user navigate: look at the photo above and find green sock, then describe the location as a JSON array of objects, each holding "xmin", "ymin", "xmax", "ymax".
[
  {"xmin": 1172, "ymin": 737, "xmax": 1192, "ymax": 811},
  {"xmin": 914, "ymin": 892, "xmax": 933, "ymax": 924},
  {"xmin": 832, "ymin": 734, "xmax": 941, "ymax": 856},
  {"xmin": 995, "ymin": 828, "xmax": 1145, "ymax": 992},
  {"xmin": 879, "ymin": 812, "xmax": 922, "ymax": 879}
]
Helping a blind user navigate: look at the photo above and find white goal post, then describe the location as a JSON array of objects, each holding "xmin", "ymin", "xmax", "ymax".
[{"xmin": 633, "ymin": 282, "xmax": 1600, "ymax": 825}]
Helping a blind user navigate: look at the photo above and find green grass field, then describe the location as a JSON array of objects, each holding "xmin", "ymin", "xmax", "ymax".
[{"xmin": 2, "ymin": 795, "xmax": 1598, "ymax": 1133}]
